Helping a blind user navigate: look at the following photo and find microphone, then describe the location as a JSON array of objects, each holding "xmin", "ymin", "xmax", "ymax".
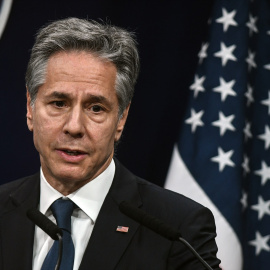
[
  {"xmin": 27, "ymin": 208, "xmax": 62, "ymax": 240},
  {"xmin": 119, "ymin": 201, "xmax": 213, "ymax": 270},
  {"xmin": 27, "ymin": 208, "xmax": 63, "ymax": 270}
]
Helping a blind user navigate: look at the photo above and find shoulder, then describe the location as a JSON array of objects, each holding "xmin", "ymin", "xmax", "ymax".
[
  {"xmin": 0, "ymin": 173, "xmax": 39, "ymax": 207},
  {"xmin": 114, "ymin": 158, "xmax": 211, "ymax": 225},
  {"xmin": 0, "ymin": 173, "xmax": 39, "ymax": 194},
  {"xmin": 136, "ymin": 176, "xmax": 209, "ymax": 219}
]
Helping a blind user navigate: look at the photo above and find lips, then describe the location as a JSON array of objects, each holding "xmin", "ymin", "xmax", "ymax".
[
  {"xmin": 58, "ymin": 148, "xmax": 87, "ymax": 154},
  {"xmin": 56, "ymin": 148, "xmax": 88, "ymax": 162},
  {"xmin": 62, "ymin": 149, "xmax": 85, "ymax": 156}
]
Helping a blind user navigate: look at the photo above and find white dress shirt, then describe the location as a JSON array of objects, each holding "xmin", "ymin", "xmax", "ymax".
[{"xmin": 32, "ymin": 160, "xmax": 115, "ymax": 270}]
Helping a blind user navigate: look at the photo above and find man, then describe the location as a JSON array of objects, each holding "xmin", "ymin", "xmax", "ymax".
[{"xmin": 0, "ymin": 18, "xmax": 221, "ymax": 269}]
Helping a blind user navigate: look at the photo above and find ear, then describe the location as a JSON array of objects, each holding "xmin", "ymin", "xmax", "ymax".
[
  {"xmin": 114, "ymin": 103, "xmax": 130, "ymax": 142},
  {"xmin": 26, "ymin": 90, "xmax": 34, "ymax": 132}
]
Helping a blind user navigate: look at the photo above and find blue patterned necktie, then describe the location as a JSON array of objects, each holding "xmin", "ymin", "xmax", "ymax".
[{"xmin": 41, "ymin": 198, "xmax": 75, "ymax": 270}]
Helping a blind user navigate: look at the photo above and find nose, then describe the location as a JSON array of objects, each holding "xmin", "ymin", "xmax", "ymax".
[{"xmin": 63, "ymin": 106, "xmax": 85, "ymax": 138}]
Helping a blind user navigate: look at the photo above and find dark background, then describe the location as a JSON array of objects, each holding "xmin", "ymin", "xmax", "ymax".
[{"xmin": 0, "ymin": 0, "xmax": 214, "ymax": 186}]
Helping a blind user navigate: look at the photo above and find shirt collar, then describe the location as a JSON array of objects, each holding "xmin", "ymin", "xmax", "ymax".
[{"xmin": 39, "ymin": 159, "xmax": 115, "ymax": 223}]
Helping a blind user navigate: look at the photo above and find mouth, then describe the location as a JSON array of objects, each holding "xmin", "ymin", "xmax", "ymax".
[{"xmin": 58, "ymin": 149, "xmax": 87, "ymax": 156}]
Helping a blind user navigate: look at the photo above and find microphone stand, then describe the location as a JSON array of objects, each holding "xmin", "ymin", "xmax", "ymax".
[
  {"xmin": 178, "ymin": 237, "xmax": 213, "ymax": 270},
  {"xmin": 55, "ymin": 233, "xmax": 63, "ymax": 270}
]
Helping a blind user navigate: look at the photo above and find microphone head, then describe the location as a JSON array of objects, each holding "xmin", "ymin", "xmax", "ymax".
[
  {"xmin": 119, "ymin": 202, "xmax": 214, "ymax": 270},
  {"xmin": 27, "ymin": 208, "xmax": 62, "ymax": 240},
  {"xmin": 119, "ymin": 201, "xmax": 181, "ymax": 241}
]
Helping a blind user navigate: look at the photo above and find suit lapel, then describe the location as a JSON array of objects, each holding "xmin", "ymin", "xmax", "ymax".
[
  {"xmin": 0, "ymin": 174, "xmax": 40, "ymax": 270},
  {"xmin": 79, "ymin": 159, "xmax": 142, "ymax": 270}
]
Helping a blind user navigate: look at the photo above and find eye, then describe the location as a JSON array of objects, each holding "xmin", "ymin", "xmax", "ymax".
[
  {"xmin": 91, "ymin": 105, "xmax": 103, "ymax": 113},
  {"xmin": 53, "ymin": 101, "xmax": 66, "ymax": 108}
]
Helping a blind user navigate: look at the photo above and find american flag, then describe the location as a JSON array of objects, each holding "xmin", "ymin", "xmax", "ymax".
[
  {"xmin": 116, "ymin": 226, "xmax": 129, "ymax": 233},
  {"xmin": 165, "ymin": 0, "xmax": 270, "ymax": 269}
]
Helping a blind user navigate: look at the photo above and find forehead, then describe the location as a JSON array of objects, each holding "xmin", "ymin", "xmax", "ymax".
[
  {"xmin": 39, "ymin": 50, "xmax": 118, "ymax": 99},
  {"xmin": 47, "ymin": 50, "xmax": 116, "ymax": 82}
]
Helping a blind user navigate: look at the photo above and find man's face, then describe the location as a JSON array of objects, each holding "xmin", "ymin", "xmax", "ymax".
[{"xmin": 26, "ymin": 51, "xmax": 129, "ymax": 194}]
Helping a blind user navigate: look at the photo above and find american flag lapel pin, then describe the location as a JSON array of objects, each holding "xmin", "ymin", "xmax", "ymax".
[{"xmin": 116, "ymin": 225, "xmax": 129, "ymax": 233}]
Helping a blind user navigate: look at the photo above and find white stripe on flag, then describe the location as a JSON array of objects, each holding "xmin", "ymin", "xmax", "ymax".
[{"xmin": 164, "ymin": 144, "xmax": 242, "ymax": 270}]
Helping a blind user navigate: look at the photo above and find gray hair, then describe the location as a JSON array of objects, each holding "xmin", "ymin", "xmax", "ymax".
[{"xmin": 25, "ymin": 17, "xmax": 140, "ymax": 116}]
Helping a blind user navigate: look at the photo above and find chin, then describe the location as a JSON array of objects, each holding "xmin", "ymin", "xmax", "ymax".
[
  {"xmin": 58, "ymin": 171, "xmax": 87, "ymax": 181},
  {"xmin": 51, "ymin": 166, "xmax": 88, "ymax": 182}
]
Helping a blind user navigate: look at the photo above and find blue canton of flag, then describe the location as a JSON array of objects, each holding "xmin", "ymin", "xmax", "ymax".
[{"xmin": 165, "ymin": 0, "xmax": 270, "ymax": 269}]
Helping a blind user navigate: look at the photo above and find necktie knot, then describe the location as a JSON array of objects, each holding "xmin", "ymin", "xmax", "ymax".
[{"xmin": 51, "ymin": 198, "xmax": 74, "ymax": 233}]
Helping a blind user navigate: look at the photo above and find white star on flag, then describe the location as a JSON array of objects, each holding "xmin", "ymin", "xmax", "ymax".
[
  {"xmin": 251, "ymin": 196, "xmax": 270, "ymax": 220},
  {"xmin": 242, "ymin": 154, "xmax": 250, "ymax": 176},
  {"xmin": 243, "ymin": 121, "xmax": 252, "ymax": 141},
  {"xmin": 185, "ymin": 108, "xmax": 204, "ymax": 133},
  {"xmin": 213, "ymin": 77, "xmax": 237, "ymax": 101},
  {"xmin": 255, "ymin": 161, "xmax": 270, "ymax": 186},
  {"xmin": 264, "ymin": 64, "xmax": 270, "ymax": 70},
  {"xmin": 189, "ymin": 75, "xmax": 206, "ymax": 97},
  {"xmin": 258, "ymin": 125, "xmax": 270, "ymax": 149},
  {"xmin": 240, "ymin": 191, "xmax": 248, "ymax": 211},
  {"xmin": 214, "ymin": 42, "xmax": 237, "ymax": 66},
  {"xmin": 246, "ymin": 14, "xmax": 258, "ymax": 36},
  {"xmin": 245, "ymin": 84, "xmax": 255, "ymax": 106},
  {"xmin": 249, "ymin": 231, "xmax": 270, "ymax": 255},
  {"xmin": 198, "ymin": 42, "xmax": 209, "ymax": 64},
  {"xmin": 261, "ymin": 91, "xmax": 270, "ymax": 115},
  {"xmin": 216, "ymin": 8, "xmax": 238, "ymax": 32},
  {"xmin": 246, "ymin": 50, "xmax": 257, "ymax": 71},
  {"xmin": 212, "ymin": 111, "xmax": 235, "ymax": 136},
  {"xmin": 211, "ymin": 147, "xmax": 235, "ymax": 172}
]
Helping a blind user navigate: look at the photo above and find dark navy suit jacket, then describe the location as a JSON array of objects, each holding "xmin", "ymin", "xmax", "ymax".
[{"xmin": 0, "ymin": 159, "xmax": 221, "ymax": 269}]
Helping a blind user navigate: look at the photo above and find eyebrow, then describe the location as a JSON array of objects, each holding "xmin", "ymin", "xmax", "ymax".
[
  {"xmin": 85, "ymin": 94, "xmax": 108, "ymax": 104},
  {"xmin": 46, "ymin": 91, "xmax": 112, "ymax": 106},
  {"xmin": 47, "ymin": 91, "xmax": 70, "ymax": 99}
]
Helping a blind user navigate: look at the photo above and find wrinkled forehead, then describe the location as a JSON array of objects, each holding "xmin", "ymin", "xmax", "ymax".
[{"xmin": 35, "ymin": 51, "xmax": 119, "ymax": 106}]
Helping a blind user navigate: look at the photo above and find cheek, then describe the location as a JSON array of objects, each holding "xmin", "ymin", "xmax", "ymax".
[
  {"xmin": 90, "ymin": 121, "xmax": 118, "ymax": 146},
  {"xmin": 32, "ymin": 115, "xmax": 59, "ymax": 147}
]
